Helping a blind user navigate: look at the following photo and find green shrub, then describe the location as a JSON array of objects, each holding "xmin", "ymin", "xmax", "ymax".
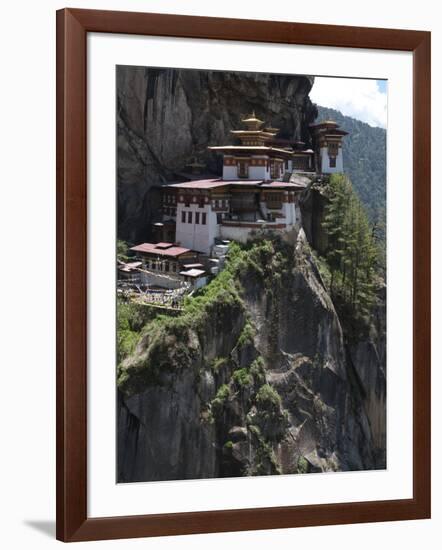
[
  {"xmin": 250, "ymin": 357, "xmax": 266, "ymax": 385},
  {"xmin": 233, "ymin": 368, "xmax": 253, "ymax": 388},
  {"xmin": 117, "ymin": 239, "xmax": 130, "ymax": 261},
  {"xmin": 210, "ymin": 357, "xmax": 228, "ymax": 373},
  {"xmin": 297, "ymin": 456, "xmax": 309, "ymax": 474},
  {"xmin": 237, "ymin": 321, "xmax": 255, "ymax": 347},
  {"xmin": 256, "ymin": 384, "xmax": 282, "ymax": 411},
  {"xmin": 211, "ymin": 384, "xmax": 231, "ymax": 417}
]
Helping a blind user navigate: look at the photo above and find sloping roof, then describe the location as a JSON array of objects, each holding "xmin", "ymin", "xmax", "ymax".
[
  {"xmin": 310, "ymin": 120, "xmax": 339, "ymax": 128},
  {"xmin": 166, "ymin": 179, "xmax": 228, "ymax": 190},
  {"xmin": 208, "ymin": 145, "xmax": 293, "ymax": 155},
  {"xmin": 183, "ymin": 263, "xmax": 204, "ymax": 269},
  {"xmin": 166, "ymin": 179, "xmax": 266, "ymax": 189},
  {"xmin": 179, "ymin": 269, "xmax": 206, "ymax": 278},
  {"xmin": 118, "ymin": 261, "xmax": 142, "ymax": 272},
  {"xmin": 130, "ymin": 243, "xmax": 193, "ymax": 257}
]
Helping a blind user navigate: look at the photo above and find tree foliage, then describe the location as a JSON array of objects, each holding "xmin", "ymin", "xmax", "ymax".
[
  {"xmin": 322, "ymin": 174, "xmax": 380, "ymax": 324},
  {"xmin": 316, "ymin": 106, "xmax": 386, "ymax": 227}
]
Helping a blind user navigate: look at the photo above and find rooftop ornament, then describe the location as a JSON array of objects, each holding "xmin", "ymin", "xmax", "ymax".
[{"xmin": 241, "ymin": 110, "xmax": 264, "ymax": 130}]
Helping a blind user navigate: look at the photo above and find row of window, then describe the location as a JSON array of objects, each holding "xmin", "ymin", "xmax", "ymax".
[
  {"xmin": 181, "ymin": 210, "xmax": 207, "ymax": 225},
  {"xmin": 236, "ymin": 161, "xmax": 284, "ymax": 179},
  {"xmin": 145, "ymin": 260, "xmax": 177, "ymax": 273},
  {"xmin": 182, "ymin": 195, "xmax": 208, "ymax": 208},
  {"xmin": 164, "ymin": 194, "xmax": 177, "ymax": 204},
  {"xmin": 213, "ymin": 199, "xmax": 229, "ymax": 209},
  {"xmin": 163, "ymin": 207, "xmax": 177, "ymax": 217}
]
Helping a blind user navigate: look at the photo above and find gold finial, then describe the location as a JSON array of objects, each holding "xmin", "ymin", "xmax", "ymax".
[{"xmin": 241, "ymin": 111, "xmax": 264, "ymax": 129}]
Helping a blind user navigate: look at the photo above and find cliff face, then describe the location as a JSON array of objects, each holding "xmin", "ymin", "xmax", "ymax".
[
  {"xmin": 117, "ymin": 230, "xmax": 386, "ymax": 482},
  {"xmin": 117, "ymin": 67, "xmax": 317, "ymax": 241}
]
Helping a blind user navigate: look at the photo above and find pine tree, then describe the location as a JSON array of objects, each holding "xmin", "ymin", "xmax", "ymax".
[{"xmin": 322, "ymin": 174, "xmax": 379, "ymax": 324}]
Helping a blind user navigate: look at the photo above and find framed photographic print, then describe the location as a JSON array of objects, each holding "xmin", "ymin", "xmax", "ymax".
[{"xmin": 56, "ymin": 8, "xmax": 431, "ymax": 542}]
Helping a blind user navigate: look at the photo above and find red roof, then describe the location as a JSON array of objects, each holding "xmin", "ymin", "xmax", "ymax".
[
  {"xmin": 165, "ymin": 179, "xmax": 308, "ymax": 191},
  {"xmin": 130, "ymin": 242, "xmax": 193, "ymax": 258},
  {"xmin": 167, "ymin": 179, "xmax": 227, "ymax": 190}
]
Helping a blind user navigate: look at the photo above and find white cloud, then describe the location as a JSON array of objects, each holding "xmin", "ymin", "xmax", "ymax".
[{"xmin": 310, "ymin": 77, "xmax": 387, "ymax": 128}]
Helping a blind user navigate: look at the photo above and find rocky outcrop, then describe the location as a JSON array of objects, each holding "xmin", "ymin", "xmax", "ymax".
[
  {"xmin": 117, "ymin": 231, "xmax": 386, "ymax": 482},
  {"xmin": 299, "ymin": 178, "xmax": 330, "ymax": 254},
  {"xmin": 117, "ymin": 67, "xmax": 317, "ymax": 241}
]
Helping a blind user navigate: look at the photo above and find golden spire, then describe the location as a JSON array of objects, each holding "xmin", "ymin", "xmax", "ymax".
[{"xmin": 241, "ymin": 111, "xmax": 264, "ymax": 130}]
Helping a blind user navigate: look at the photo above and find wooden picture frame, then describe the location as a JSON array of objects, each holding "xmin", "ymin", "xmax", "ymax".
[{"xmin": 56, "ymin": 8, "xmax": 431, "ymax": 542}]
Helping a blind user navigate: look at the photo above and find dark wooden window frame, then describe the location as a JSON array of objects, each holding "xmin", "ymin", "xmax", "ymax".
[{"xmin": 57, "ymin": 8, "xmax": 431, "ymax": 542}]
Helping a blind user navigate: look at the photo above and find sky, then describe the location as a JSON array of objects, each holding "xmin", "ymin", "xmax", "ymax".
[{"xmin": 309, "ymin": 76, "xmax": 387, "ymax": 129}]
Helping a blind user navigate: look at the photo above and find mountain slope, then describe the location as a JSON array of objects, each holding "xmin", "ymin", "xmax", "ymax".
[{"xmin": 117, "ymin": 229, "xmax": 386, "ymax": 481}]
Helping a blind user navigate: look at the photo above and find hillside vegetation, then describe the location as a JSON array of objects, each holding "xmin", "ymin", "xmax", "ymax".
[
  {"xmin": 316, "ymin": 106, "xmax": 386, "ymax": 228},
  {"xmin": 117, "ymin": 199, "xmax": 386, "ymax": 481}
]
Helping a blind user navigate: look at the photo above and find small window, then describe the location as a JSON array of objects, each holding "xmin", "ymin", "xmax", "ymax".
[
  {"xmin": 202, "ymin": 213, "xmax": 207, "ymax": 225},
  {"xmin": 195, "ymin": 212, "xmax": 200, "ymax": 224},
  {"xmin": 238, "ymin": 161, "xmax": 248, "ymax": 178},
  {"xmin": 188, "ymin": 211, "xmax": 193, "ymax": 224},
  {"xmin": 181, "ymin": 210, "xmax": 186, "ymax": 223},
  {"xmin": 330, "ymin": 157, "xmax": 336, "ymax": 168},
  {"xmin": 217, "ymin": 213, "xmax": 222, "ymax": 224}
]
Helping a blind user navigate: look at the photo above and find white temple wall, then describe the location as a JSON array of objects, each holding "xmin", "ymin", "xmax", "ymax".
[
  {"xmin": 222, "ymin": 165, "xmax": 237, "ymax": 180},
  {"xmin": 248, "ymin": 165, "xmax": 267, "ymax": 180},
  {"xmin": 281, "ymin": 202, "xmax": 296, "ymax": 226},
  {"xmin": 259, "ymin": 201, "xmax": 269, "ymax": 219},
  {"xmin": 320, "ymin": 146, "xmax": 344, "ymax": 174},
  {"xmin": 220, "ymin": 225, "xmax": 255, "ymax": 243},
  {"xmin": 139, "ymin": 271, "xmax": 183, "ymax": 290},
  {"xmin": 175, "ymin": 202, "xmax": 217, "ymax": 254}
]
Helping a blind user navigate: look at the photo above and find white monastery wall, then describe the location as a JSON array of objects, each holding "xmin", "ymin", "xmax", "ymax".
[
  {"xmin": 175, "ymin": 202, "xmax": 219, "ymax": 254},
  {"xmin": 220, "ymin": 225, "xmax": 255, "ymax": 243},
  {"xmin": 248, "ymin": 165, "xmax": 267, "ymax": 180},
  {"xmin": 320, "ymin": 146, "xmax": 344, "ymax": 174},
  {"xmin": 139, "ymin": 271, "xmax": 182, "ymax": 290},
  {"xmin": 281, "ymin": 201, "xmax": 296, "ymax": 225},
  {"xmin": 222, "ymin": 165, "xmax": 237, "ymax": 180}
]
